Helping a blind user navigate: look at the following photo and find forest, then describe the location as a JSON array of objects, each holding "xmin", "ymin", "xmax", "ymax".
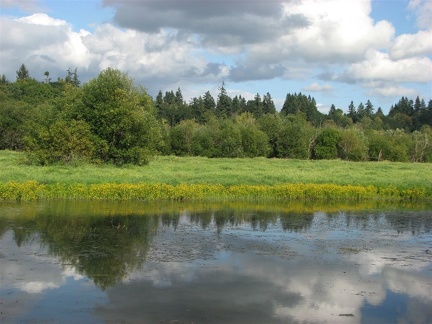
[{"xmin": 1, "ymin": 64, "xmax": 431, "ymax": 165}]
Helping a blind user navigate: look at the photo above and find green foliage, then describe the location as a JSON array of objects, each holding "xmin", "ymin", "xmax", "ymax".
[
  {"xmin": 277, "ymin": 114, "xmax": 313, "ymax": 159},
  {"xmin": 236, "ymin": 113, "xmax": 270, "ymax": 157},
  {"xmin": 258, "ymin": 114, "xmax": 283, "ymax": 157},
  {"xmin": 313, "ymin": 127, "xmax": 342, "ymax": 159},
  {"xmin": 1, "ymin": 64, "xmax": 431, "ymax": 165},
  {"xmin": 410, "ymin": 127, "xmax": 432, "ymax": 162},
  {"xmin": 79, "ymin": 68, "xmax": 162, "ymax": 165},
  {"xmin": 191, "ymin": 125, "xmax": 216, "ymax": 157},
  {"xmin": 338, "ymin": 128, "xmax": 369, "ymax": 161},
  {"xmin": 24, "ymin": 120, "xmax": 96, "ymax": 165},
  {"xmin": 16, "ymin": 64, "xmax": 30, "ymax": 80},
  {"xmin": 211, "ymin": 118, "xmax": 243, "ymax": 157},
  {"xmin": 281, "ymin": 92, "xmax": 324, "ymax": 126},
  {"xmin": 170, "ymin": 120, "xmax": 199, "ymax": 156}
]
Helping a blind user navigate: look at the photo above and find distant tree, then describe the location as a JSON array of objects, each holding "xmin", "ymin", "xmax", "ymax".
[
  {"xmin": 262, "ymin": 92, "xmax": 276, "ymax": 114},
  {"xmin": 347, "ymin": 101, "xmax": 357, "ymax": 122},
  {"xmin": 389, "ymin": 97, "xmax": 413, "ymax": 117},
  {"xmin": 216, "ymin": 82, "xmax": 232, "ymax": 117},
  {"xmin": 44, "ymin": 71, "xmax": 51, "ymax": 83},
  {"xmin": 281, "ymin": 92, "xmax": 323, "ymax": 126},
  {"xmin": 365, "ymin": 100, "xmax": 374, "ymax": 117},
  {"xmin": 245, "ymin": 93, "xmax": 263, "ymax": 118},
  {"xmin": 65, "ymin": 68, "xmax": 80, "ymax": 87},
  {"xmin": 328, "ymin": 104, "xmax": 352, "ymax": 128},
  {"xmin": 16, "ymin": 64, "xmax": 30, "ymax": 80},
  {"xmin": 203, "ymin": 91, "xmax": 216, "ymax": 111},
  {"xmin": 0, "ymin": 74, "xmax": 9, "ymax": 84},
  {"xmin": 357, "ymin": 102, "xmax": 365, "ymax": 120}
]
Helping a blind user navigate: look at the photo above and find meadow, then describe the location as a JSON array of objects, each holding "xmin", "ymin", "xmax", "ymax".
[{"xmin": 0, "ymin": 150, "xmax": 430, "ymax": 201}]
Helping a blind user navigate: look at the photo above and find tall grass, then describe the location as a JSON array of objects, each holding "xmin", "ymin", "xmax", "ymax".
[{"xmin": 0, "ymin": 150, "xmax": 430, "ymax": 201}]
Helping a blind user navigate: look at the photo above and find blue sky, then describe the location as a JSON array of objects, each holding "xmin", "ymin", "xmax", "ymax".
[{"xmin": 1, "ymin": 0, "xmax": 431, "ymax": 113}]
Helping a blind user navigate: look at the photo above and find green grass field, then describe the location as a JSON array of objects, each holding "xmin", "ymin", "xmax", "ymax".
[{"xmin": 1, "ymin": 150, "xmax": 430, "ymax": 192}]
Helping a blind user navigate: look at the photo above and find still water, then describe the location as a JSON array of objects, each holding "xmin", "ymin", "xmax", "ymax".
[{"xmin": 0, "ymin": 200, "xmax": 431, "ymax": 323}]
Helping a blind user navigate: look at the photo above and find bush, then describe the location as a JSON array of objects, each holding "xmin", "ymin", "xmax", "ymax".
[
  {"xmin": 313, "ymin": 128, "xmax": 341, "ymax": 159},
  {"xmin": 24, "ymin": 120, "xmax": 96, "ymax": 165}
]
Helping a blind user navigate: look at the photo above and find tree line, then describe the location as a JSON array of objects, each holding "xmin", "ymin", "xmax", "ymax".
[{"xmin": 1, "ymin": 64, "xmax": 431, "ymax": 165}]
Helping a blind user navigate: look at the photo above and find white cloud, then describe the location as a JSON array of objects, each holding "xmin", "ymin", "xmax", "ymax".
[
  {"xmin": 0, "ymin": 0, "xmax": 430, "ymax": 106},
  {"xmin": 366, "ymin": 84, "xmax": 418, "ymax": 98},
  {"xmin": 279, "ymin": 0, "xmax": 395, "ymax": 63},
  {"xmin": 17, "ymin": 13, "xmax": 66, "ymax": 26},
  {"xmin": 19, "ymin": 281, "xmax": 60, "ymax": 294},
  {"xmin": 341, "ymin": 50, "xmax": 432, "ymax": 83},
  {"xmin": 303, "ymin": 82, "xmax": 333, "ymax": 92},
  {"xmin": 390, "ymin": 30, "xmax": 432, "ymax": 59},
  {"xmin": 0, "ymin": 14, "xmax": 92, "ymax": 80},
  {"xmin": 408, "ymin": 0, "xmax": 432, "ymax": 29}
]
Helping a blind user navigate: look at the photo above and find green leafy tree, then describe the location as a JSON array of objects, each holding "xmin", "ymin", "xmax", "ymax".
[
  {"xmin": 235, "ymin": 113, "xmax": 270, "ymax": 157},
  {"xmin": 191, "ymin": 124, "xmax": 216, "ymax": 157},
  {"xmin": 410, "ymin": 126, "xmax": 432, "ymax": 162},
  {"xmin": 338, "ymin": 127, "xmax": 369, "ymax": 161},
  {"xmin": 65, "ymin": 68, "xmax": 80, "ymax": 87},
  {"xmin": 277, "ymin": 114, "xmax": 314, "ymax": 159},
  {"xmin": 328, "ymin": 104, "xmax": 353, "ymax": 128},
  {"xmin": 257, "ymin": 113, "xmax": 283, "ymax": 157},
  {"xmin": 169, "ymin": 119, "xmax": 199, "ymax": 156},
  {"xmin": 79, "ymin": 67, "xmax": 162, "ymax": 165},
  {"xmin": 313, "ymin": 127, "xmax": 342, "ymax": 159}
]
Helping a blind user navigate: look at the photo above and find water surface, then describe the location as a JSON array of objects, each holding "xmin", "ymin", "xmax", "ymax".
[{"xmin": 0, "ymin": 201, "xmax": 431, "ymax": 323}]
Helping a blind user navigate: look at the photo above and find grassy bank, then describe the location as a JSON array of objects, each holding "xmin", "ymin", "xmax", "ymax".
[{"xmin": 0, "ymin": 150, "xmax": 430, "ymax": 201}]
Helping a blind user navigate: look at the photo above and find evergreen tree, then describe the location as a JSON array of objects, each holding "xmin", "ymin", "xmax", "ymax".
[
  {"xmin": 216, "ymin": 82, "xmax": 232, "ymax": 117},
  {"xmin": 16, "ymin": 64, "xmax": 30, "ymax": 80},
  {"xmin": 203, "ymin": 91, "xmax": 216, "ymax": 111},
  {"xmin": 365, "ymin": 100, "xmax": 374, "ymax": 117},
  {"xmin": 262, "ymin": 92, "xmax": 276, "ymax": 114},
  {"xmin": 357, "ymin": 102, "xmax": 365, "ymax": 120},
  {"xmin": 347, "ymin": 101, "xmax": 357, "ymax": 122}
]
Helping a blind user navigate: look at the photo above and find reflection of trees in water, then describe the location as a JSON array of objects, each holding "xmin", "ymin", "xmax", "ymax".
[
  {"xmin": 161, "ymin": 212, "xmax": 180, "ymax": 229},
  {"xmin": 384, "ymin": 212, "xmax": 432, "ymax": 235},
  {"xmin": 8, "ymin": 212, "xmax": 158, "ymax": 290},
  {"xmin": 280, "ymin": 213, "xmax": 314, "ymax": 233},
  {"xmin": 3, "ymin": 201, "xmax": 431, "ymax": 290},
  {"xmin": 334, "ymin": 211, "xmax": 432, "ymax": 235}
]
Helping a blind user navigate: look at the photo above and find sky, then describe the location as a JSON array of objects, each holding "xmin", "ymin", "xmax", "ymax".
[{"xmin": 0, "ymin": 0, "xmax": 431, "ymax": 114}]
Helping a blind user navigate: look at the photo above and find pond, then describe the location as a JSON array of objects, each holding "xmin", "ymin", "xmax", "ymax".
[{"xmin": 0, "ymin": 200, "xmax": 431, "ymax": 323}]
